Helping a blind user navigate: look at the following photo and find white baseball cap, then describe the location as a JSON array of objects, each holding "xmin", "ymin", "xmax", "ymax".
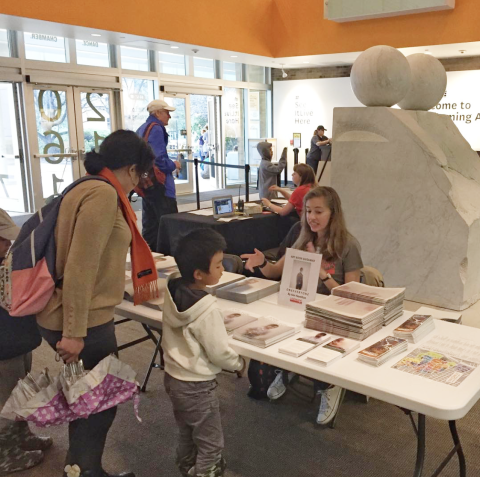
[{"xmin": 147, "ymin": 99, "xmax": 176, "ymax": 113}]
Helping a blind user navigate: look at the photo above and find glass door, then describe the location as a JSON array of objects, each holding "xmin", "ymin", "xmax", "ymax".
[
  {"xmin": 26, "ymin": 85, "xmax": 80, "ymax": 208},
  {"xmin": 164, "ymin": 95, "xmax": 193, "ymax": 195},
  {"xmin": 73, "ymin": 88, "xmax": 115, "ymax": 174},
  {"xmin": 25, "ymin": 85, "xmax": 117, "ymax": 209},
  {"xmin": 0, "ymin": 82, "xmax": 28, "ymax": 213}
]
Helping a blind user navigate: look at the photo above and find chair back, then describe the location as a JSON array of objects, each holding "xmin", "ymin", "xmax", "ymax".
[
  {"xmin": 222, "ymin": 254, "xmax": 244, "ymax": 274},
  {"xmin": 360, "ymin": 266, "xmax": 384, "ymax": 287}
]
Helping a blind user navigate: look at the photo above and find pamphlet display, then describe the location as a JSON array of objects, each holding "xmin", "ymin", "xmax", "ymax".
[
  {"xmin": 279, "ymin": 248, "xmax": 323, "ymax": 310},
  {"xmin": 358, "ymin": 336, "xmax": 408, "ymax": 366},
  {"xmin": 279, "ymin": 332, "xmax": 331, "ymax": 357},
  {"xmin": 392, "ymin": 334, "xmax": 480, "ymax": 387},
  {"xmin": 216, "ymin": 277, "xmax": 280, "ymax": 304},
  {"xmin": 305, "ymin": 295, "xmax": 384, "ymax": 340},
  {"xmin": 332, "ymin": 282, "xmax": 405, "ymax": 325},
  {"xmin": 393, "ymin": 315, "xmax": 435, "ymax": 343},
  {"xmin": 306, "ymin": 337, "xmax": 360, "ymax": 367},
  {"xmin": 233, "ymin": 317, "xmax": 299, "ymax": 348}
]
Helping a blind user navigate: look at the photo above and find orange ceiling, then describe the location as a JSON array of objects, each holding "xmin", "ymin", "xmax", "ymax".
[{"xmin": 2, "ymin": 0, "xmax": 480, "ymax": 58}]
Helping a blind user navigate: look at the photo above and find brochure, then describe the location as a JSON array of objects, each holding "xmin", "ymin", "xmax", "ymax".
[
  {"xmin": 279, "ymin": 332, "xmax": 331, "ymax": 357},
  {"xmin": 278, "ymin": 248, "xmax": 322, "ymax": 310},
  {"xmin": 221, "ymin": 309, "xmax": 259, "ymax": 334},
  {"xmin": 358, "ymin": 336, "xmax": 408, "ymax": 366},
  {"xmin": 216, "ymin": 277, "xmax": 280, "ymax": 304},
  {"xmin": 233, "ymin": 317, "xmax": 299, "ymax": 348}
]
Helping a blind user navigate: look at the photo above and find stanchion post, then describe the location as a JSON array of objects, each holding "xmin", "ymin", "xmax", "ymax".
[
  {"xmin": 245, "ymin": 164, "xmax": 250, "ymax": 202},
  {"xmin": 194, "ymin": 158, "xmax": 200, "ymax": 210},
  {"xmin": 284, "ymin": 157, "xmax": 288, "ymax": 186},
  {"xmin": 305, "ymin": 148, "xmax": 309, "ymax": 162},
  {"xmin": 293, "ymin": 148, "xmax": 299, "ymax": 165}
]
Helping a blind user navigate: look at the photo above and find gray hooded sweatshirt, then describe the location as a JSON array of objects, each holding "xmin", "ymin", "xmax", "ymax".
[
  {"xmin": 162, "ymin": 274, "xmax": 243, "ymax": 381},
  {"xmin": 257, "ymin": 142, "xmax": 287, "ymax": 200}
]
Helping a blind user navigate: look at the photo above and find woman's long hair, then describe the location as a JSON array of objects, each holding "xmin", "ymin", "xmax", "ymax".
[
  {"xmin": 293, "ymin": 186, "xmax": 349, "ymax": 260},
  {"xmin": 294, "ymin": 163, "xmax": 317, "ymax": 187}
]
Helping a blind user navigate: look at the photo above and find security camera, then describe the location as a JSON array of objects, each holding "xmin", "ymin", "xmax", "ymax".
[{"xmin": 192, "ymin": 49, "xmax": 199, "ymax": 54}]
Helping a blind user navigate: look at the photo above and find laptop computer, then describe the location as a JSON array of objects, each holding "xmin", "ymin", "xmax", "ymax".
[{"xmin": 212, "ymin": 195, "xmax": 235, "ymax": 219}]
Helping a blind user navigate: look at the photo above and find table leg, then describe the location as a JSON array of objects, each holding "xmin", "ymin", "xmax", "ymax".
[
  {"xmin": 413, "ymin": 413, "xmax": 426, "ymax": 477},
  {"xmin": 141, "ymin": 336, "xmax": 163, "ymax": 392},
  {"xmin": 448, "ymin": 420, "xmax": 467, "ymax": 477}
]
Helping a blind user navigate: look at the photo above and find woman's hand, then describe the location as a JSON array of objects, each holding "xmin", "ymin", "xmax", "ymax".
[
  {"xmin": 306, "ymin": 242, "xmax": 316, "ymax": 254},
  {"xmin": 269, "ymin": 185, "xmax": 280, "ymax": 192},
  {"xmin": 261, "ymin": 198, "xmax": 271, "ymax": 208},
  {"xmin": 240, "ymin": 249, "xmax": 265, "ymax": 272},
  {"xmin": 319, "ymin": 268, "xmax": 329, "ymax": 280},
  {"xmin": 56, "ymin": 337, "xmax": 85, "ymax": 364}
]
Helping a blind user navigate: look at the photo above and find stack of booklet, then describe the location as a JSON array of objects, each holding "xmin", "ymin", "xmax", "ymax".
[
  {"xmin": 332, "ymin": 282, "xmax": 405, "ymax": 325},
  {"xmin": 157, "ymin": 264, "xmax": 180, "ymax": 279},
  {"xmin": 216, "ymin": 277, "xmax": 280, "ymax": 304},
  {"xmin": 393, "ymin": 315, "xmax": 435, "ymax": 343},
  {"xmin": 232, "ymin": 317, "xmax": 300, "ymax": 348},
  {"xmin": 279, "ymin": 332, "xmax": 331, "ymax": 357},
  {"xmin": 358, "ymin": 336, "xmax": 408, "ymax": 366},
  {"xmin": 305, "ymin": 296, "xmax": 384, "ymax": 340},
  {"xmin": 124, "ymin": 278, "xmax": 167, "ymax": 311},
  {"xmin": 306, "ymin": 337, "xmax": 360, "ymax": 367},
  {"xmin": 221, "ymin": 309, "xmax": 259, "ymax": 335},
  {"xmin": 206, "ymin": 272, "xmax": 246, "ymax": 295}
]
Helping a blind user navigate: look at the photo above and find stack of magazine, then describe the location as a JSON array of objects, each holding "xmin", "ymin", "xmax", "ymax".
[
  {"xmin": 216, "ymin": 277, "xmax": 280, "ymax": 304},
  {"xmin": 305, "ymin": 296, "xmax": 384, "ymax": 340},
  {"xmin": 279, "ymin": 332, "xmax": 331, "ymax": 357},
  {"xmin": 393, "ymin": 315, "xmax": 435, "ymax": 343},
  {"xmin": 221, "ymin": 309, "xmax": 259, "ymax": 335},
  {"xmin": 232, "ymin": 317, "xmax": 300, "ymax": 348},
  {"xmin": 306, "ymin": 337, "xmax": 360, "ymax": 366},
  {"xmin": 206, "ymin": 272, "xmax": 246, "ymax": 295},
  {"xmin": 332, "ymin": 282, "xmax": 405, "ymax": 325},
  {"xmin": 358, "ymin": 336, "xmax": 408, "ymax": 366}
]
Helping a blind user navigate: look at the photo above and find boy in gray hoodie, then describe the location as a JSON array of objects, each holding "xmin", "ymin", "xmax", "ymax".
[
  {"xmin": 162, "ymin": 229, "xmax": 245, "ymax": 477},
  {"xmin": 257, "ymin": 141, "xmax": 287, "ymax": 200}
]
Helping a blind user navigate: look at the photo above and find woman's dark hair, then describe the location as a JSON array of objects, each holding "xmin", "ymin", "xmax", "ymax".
[
  {"xmin": 174, "ymin": 229, "xmax": 227, "ymax": 283},
  {"xmin": 293, "ymin": 163, "xmax": 317, "ymax": 187},
  {"xmin": 84, "ymin": 129, "xmax": 154, "ymax": 175}
]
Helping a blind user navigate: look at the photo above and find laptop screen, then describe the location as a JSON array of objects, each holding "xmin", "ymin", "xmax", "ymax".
[{"xmin": 213, "ymin": 196, "xmax": 234, "ymax": 216}]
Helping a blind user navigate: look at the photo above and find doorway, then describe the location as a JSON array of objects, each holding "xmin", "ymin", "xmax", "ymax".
[{"xmin": 25, "ymin": 85, "xmax": 116, "ymax": 209}]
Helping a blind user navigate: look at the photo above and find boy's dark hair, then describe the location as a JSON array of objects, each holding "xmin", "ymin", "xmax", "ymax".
[{"xmin": 174, "ymin": 229, "xmax": 227, "ymax": 283}]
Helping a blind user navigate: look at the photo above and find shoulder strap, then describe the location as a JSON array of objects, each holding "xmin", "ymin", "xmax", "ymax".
[
  {"xmin": 61, "ymin": 175, "xmax": 110, "ymax": 197},
  {"xmin": 143, "ymin": 122, "xmax": 158, "ymax": 142}
]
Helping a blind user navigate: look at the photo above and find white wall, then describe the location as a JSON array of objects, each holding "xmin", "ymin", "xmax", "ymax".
[{"xmin": 273, "ymin": 71, "xmax": 480, "ymax": 176}]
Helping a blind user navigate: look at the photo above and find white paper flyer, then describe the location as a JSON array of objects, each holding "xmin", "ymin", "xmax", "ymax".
[{"xmin": 278, "ymin": 248, "xmax": 322, "ymax": 310}]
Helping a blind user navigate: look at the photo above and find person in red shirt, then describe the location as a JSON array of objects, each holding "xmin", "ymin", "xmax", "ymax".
[{"xmin": 262, "ymin": 163, "xmax": 317, "ymax": 217}]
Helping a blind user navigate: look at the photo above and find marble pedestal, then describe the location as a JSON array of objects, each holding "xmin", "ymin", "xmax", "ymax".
[{"xmin": 332, "ymin": 107, "xmax": 480, "ymax": 311}]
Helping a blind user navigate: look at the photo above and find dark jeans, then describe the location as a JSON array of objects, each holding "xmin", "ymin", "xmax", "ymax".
[
  {"xmin": 306, "ymin": 157, "xmax": 319, "ymax": 174},
  {"xmin": 39, "ymin": 320, "xmax": 118, "ymax": 477},
  {"xmin": 142, "ymin": 184, "xmax": 178, "ymax": 252}
]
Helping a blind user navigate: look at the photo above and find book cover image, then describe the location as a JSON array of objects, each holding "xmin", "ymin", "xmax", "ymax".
[
  {"xmin": 222, "ymin": 310, "xmax": 257, "ymax": 330},
  {"xmin": 359, "ymin": 336, "xmax": 405, "ymax": 358},
  {"xmin": 324, "ymin": 337, "xmax": 355, "ymax": 354},
  {"xmin": 298, "ymin": 333, "xmax": 329, "ymax": 345},
  {"xmin": 395, "ymin": 315, "xmax": 431, "ymax": 332},
  {"xmin": 226, "ymin": 278, "xmax": 270, "ymax": 294},
  {"xmin": 237, "ymin": 321, "xmax": 291, "ymax": 341}
]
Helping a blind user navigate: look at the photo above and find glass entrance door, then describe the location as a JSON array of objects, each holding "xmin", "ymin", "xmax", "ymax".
[{"xmin": 25, "ymin": 85, "xmax": 116, "ymax": 209}]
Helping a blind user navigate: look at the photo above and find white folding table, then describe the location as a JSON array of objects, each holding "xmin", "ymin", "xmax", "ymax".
[{"xmin": 115, "ymin": 294, "xmax": 480, "ymax": 477}]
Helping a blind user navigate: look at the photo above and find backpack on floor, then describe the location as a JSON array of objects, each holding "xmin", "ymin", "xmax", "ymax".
[
  {"xmin": 247, "ymin": 360, "xmax": 277, "ymax": 400},
  {"xmin": 0, "ymin": 176, "xmax": 109, "ymax": 316}
]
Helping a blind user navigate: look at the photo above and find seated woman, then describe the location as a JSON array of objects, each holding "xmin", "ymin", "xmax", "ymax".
[
  {"xmin": 241, "ymin": 186, "xmax": 363, "ymax": 426},
  {"xmin": 261, "ymin": 163, "xmax": 317, "ymax": 217}
]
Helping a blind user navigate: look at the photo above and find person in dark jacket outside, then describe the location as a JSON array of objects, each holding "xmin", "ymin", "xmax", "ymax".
[
  {"xmin": 136, "ymin": 99, "xmax": 181, "ymax": 251},
  {"xmin": 0, "ymin": 208, "xmax": 52, "ymax": 476}
]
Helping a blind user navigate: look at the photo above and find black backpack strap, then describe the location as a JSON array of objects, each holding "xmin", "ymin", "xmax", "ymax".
[{"xmin": 61, "ymin": 176, "xmax": 111, "ymax": 197}]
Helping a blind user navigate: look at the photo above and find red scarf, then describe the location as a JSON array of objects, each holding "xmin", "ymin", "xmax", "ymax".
[{"xmin": 97, "ymin": 168, "xmax": 159, "ymax": 305}]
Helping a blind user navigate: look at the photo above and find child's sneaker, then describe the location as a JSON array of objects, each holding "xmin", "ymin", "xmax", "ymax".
[{"xmin": 316, "ymin": 385, "xmax": 343, "ymax": 425}]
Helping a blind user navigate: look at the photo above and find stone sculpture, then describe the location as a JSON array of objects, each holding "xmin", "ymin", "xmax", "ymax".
[{"xmin": 332, "ymin": 47, "xmax": 480, "ymax": 310}]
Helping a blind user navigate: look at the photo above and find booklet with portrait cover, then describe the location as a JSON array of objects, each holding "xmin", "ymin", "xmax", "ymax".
[
  {"xmin": 233, "ymin": 317, "xmax": 300, "ymax": 348},
  {"xmin": 278, "ymin": 332, "xmax": 332, "ymax": 357},
  {"xmin": 306, "ymin": 337, "xmax": 360, "ymax": 367},
  {"xmin": 124, "ymin": 277, "xmax": 167, "ymax": 311},
  {"xmin": 278, "ymin": 248, "xmax": 323, "ymax": 311},
  {"xmin": 358, "ymin": 336, "xmax": 408, "ymax": 366},
  {"xmin": 206, "ymin": 272, "xmax": 246, "ymax": 295},
  {"xmin": 221, "ymin": 308, "xmax": 259, "ymax": 335},
  {"xmin": 216, "ymin": 277, "xmax": 280, "ymax": 304},
  {"xmin": 393, "ymin": 315, "xmax": 435, "ymax": 343}
]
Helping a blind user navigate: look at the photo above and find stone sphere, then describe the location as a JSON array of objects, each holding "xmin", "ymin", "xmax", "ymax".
[
  {"xmin": 351, "ymin": 45, "xmax": 411, "ymax": 107},
  {"xmin": 397, "ymin": 53, "xmax": 447, "ymax": 111}
]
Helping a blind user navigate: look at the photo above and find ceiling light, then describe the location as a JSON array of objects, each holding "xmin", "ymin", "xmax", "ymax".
[
  {"xmin": 303, "ymin": 61, "xmax": 310, "ymax": 64},
  {"xmin": 91, "ymin": 34, "xmax": 101, "ymax": 37},
  {"xmin": 231, "ymin": 55, "xmax": 238, "ymax": 58},
  {"xmin": 171, "ymin": 46, "xmax": 179, "ymax": 49},
  {"xmin": 280, "ymin": 63, "xmax": 287, "ymax": 78}
]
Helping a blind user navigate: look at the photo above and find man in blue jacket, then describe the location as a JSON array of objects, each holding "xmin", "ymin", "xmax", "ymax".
[
  {"xmin": 136, "ymin": 99, "xmax": 181, "ymax": 251},
  {"xmin": 0, "ymin": 209, "xmax": 52, "ymax": 475}
]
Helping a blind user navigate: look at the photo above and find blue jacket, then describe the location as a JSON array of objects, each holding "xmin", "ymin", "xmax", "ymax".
[{"xmin": 137, "ymin": 116, "xmax": 177, "ymax": 199}]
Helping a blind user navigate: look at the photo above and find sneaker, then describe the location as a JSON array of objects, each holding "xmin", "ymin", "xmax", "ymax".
[
  {"xmin": 316, "ymin": 386, "xmax": 343, "ymax": 425},
  {"xmin": 267, "ymin": 370, "xmax": 295, "ymax": 400},
  {"xmin": 0, "ymin": 446, "xmax": 44, "ymax": 475}
]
